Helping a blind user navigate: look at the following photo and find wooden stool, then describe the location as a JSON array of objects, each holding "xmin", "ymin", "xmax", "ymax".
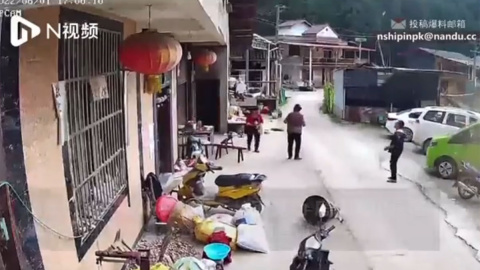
[{"xmin": 213, "ymin": 144, "xmax": 246, "ymax": 163}]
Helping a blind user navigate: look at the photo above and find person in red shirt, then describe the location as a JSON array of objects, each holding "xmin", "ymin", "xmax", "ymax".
[{"xmin": 245, "ymin": 108, "xmax": 263, "ymax": 152}]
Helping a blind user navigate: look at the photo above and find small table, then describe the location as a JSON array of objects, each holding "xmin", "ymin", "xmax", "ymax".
[
  {"xmin": 178, "ymin": 127, "xmax": 215, "ymax": 157},
  {"xmin": 228, "ymin": 120, "xmax": 246, "ymax": 136}
]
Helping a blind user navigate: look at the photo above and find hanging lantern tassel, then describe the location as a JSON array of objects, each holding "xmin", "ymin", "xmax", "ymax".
[
  {"xmin": 145, "ymin": 75, "xmax": 163, "ymax": 94},
  {"xmin": 204, "ymin": 65, "xmax": 209, "ymax": 72}
]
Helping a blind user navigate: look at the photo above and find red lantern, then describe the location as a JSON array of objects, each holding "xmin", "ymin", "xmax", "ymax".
[
  {"xmin": 194, "ymin": 49, "xmax": 217, "ymax": 72},
  {"xmin": 120, "ymin": 29, "xmax": 183, "ymax": 75}
]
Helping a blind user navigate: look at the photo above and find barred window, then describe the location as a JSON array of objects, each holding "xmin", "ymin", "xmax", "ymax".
[{"xmin": 60, "ymin": 21, "xmax": 128, "ymax": 259}]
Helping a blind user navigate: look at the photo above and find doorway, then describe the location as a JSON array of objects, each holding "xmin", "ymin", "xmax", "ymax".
[{"xmin": 195, "ymin": 80, "xmax": 220, "ymax": 131}]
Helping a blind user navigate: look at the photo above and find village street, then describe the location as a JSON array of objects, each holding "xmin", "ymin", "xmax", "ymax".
[{"xmin": 205, "ymin": 90, "xmax": 480, "ymax": 270}]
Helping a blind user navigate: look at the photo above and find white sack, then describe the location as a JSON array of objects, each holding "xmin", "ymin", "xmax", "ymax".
[{"xmin": 236, "ymin": 224, "xmax": 269, "ymax": 253}]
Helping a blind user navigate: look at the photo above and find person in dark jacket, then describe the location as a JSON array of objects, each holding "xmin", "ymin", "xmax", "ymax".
[
  {"xmin": 284, "ymin": 104, "xmax": 306, "ymax": 160},
  {"xmin": 384, "ymin": 120, "xmax": 406, "ymax": 183}
]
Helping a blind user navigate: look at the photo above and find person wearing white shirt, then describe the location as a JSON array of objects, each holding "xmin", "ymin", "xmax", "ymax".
[{"xmin": 235, "ymin": 80, "xmax": 246, "ymax": 97}]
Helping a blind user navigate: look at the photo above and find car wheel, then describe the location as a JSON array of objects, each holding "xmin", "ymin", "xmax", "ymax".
[
  {"xmin": 435, "ymin": 157, "xmax": 457, "ymax": 179},
  {"xmin": 403, "ymin": 127, "xmax": 413, "ymax": 142},
  {"xmin": 422, "ymin": 138, "xmax": 432, "ymax": 155}
]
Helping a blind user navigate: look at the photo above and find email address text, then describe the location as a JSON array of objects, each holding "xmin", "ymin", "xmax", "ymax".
[{"xmin": 377, "ymin": 32, "xmax": 477, "ymax": 42}]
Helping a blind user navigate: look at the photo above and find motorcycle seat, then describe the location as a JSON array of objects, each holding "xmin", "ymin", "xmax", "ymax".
[{"xmin": 215, "ymin": 174, "xmax": 256, "ymax": 187}]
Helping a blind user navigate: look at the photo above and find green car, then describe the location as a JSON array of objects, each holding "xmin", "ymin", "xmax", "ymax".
[{"xmin": 426, "ymin": 123, "xmax": 480, "ymax": 179}]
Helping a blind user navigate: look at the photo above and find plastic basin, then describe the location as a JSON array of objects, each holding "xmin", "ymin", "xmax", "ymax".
[{"xmin": 203, "ymin": 243, "xmax": 231, "ymax": 261}]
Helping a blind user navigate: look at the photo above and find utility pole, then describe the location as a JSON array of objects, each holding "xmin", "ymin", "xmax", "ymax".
[
  {"xmin": 275, "ymin": 5, "xmax": 286, "ymax": 43},
  {"xmin": 355, "ymin": 37, "xmax": 367, "ymax": 62},
  {"xmin": 472, "ymin": 38, "xmax": 479, "ymax": 87}
]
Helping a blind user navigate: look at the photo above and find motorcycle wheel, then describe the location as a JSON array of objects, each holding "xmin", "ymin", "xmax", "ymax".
[{"xmin": 457, "ymin": 178, "xmax": 476, "ymax": 200}]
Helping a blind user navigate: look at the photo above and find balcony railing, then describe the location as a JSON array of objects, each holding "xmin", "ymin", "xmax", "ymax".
[{"xmin": 303, "ymin": 57, "xmax": 368, "ymax": 66}]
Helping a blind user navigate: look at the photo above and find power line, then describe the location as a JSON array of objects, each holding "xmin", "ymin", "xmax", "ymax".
[{"xmin": 256, "ymin": 17, "xmax": 276, "ymax": 27}]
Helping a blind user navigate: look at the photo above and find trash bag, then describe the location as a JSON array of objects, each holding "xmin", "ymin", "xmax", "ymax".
[
  {"xmin": 201, "ymin": 259, "xmax": 217, "ymax": 270},
  {"xmin": 194, "ymin": 218, "xmax": 237, "ymax": 249},
  {"xmin": 233, "ymin": 203, "xmax": 262, "ymax": 226},
  {"xmin": 168, "ymin": 201, "xmax": 204, "ymax": 232},
  {"xmin": 236, "ymin": 224, "xmax": 269, "ymax": 253},
  {"xmin": 133, "ymin": 263, "xmax": 169, "ymax": 270},
  {"xmin": 150, "ymin": 263, "xmax": 170, "ymax": 270},
  {"xmin": 172, "ymin": 257, "xmax": 206, "ymax": 270},
  {"xmin": 206, "ymin": 213, "xmax": 234, "ymax": 226},
  {"xmin": 156, "ymin": 195, "xmax": 179, "ymax": 222}
]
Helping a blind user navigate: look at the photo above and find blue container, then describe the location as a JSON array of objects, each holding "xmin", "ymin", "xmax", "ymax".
[{"xmin": 203, "ymin": 243, "xmax": 231, "ymax": 261}]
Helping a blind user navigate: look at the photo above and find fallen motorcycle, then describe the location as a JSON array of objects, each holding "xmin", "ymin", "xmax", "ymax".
[
  {"xmin": 453, "ymin": 161, "xmax": 480, "ymax": 200},
  {"xmin": 289, "ymin": 224, "xmax": 335, "ymax": 270},
  {"xmin": 178, "ymin": 155, "xmax": 266, "ymax": 212}
]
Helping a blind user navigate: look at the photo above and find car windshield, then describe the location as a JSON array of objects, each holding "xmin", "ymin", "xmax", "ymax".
[{"xmin": 397, "ymin": 109, "xmax": 412, "ymax": 115}]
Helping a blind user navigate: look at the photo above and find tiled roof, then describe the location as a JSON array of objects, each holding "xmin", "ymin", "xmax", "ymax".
[
  {"xmin": 302, "ymin": 24, "xmax": 328, "ymax": 35},
  {"xmin": 418, "ymin": 47, "xmax": 473, "ymax": 66},
  {"xmin": 278, "ymin": 20, "xmax": 311, "ymax": 27}
]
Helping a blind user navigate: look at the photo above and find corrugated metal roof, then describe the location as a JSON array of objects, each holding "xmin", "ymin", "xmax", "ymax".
[
  {"xmin": 418, "ymin": 47, "xmax": 473, "ymax": 66},
  {"xmin": 278, "ymin": 20, "xmax": 312, "ymax": 28}
]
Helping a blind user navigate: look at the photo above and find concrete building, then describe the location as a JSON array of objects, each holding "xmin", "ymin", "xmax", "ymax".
[
  {"xmin": 0, "ymin": 1, "xmax": 233, "ymax": 270},
  {"xmin": 271, "ymin": 20, "xmax": 375, "ymax": 87},
  {"xmin": 402, "ymin": 47, "xmax": 480, "ymax": 108}
]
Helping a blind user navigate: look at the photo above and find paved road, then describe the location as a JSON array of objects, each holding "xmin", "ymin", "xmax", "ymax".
[{"xmin": 205, "ymin": 90, "xmax": 480, "ymax": 269}]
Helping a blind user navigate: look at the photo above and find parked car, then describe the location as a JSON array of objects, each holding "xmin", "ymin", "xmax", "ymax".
[
  {"xmin": 426, "ymin": 123, "xmax": 480, "ymax": 179},
  {"xmin": 385, "ymin": 108, "xmax": 426, "ymax": 142},
  {"xmin": 411, "ymin": 107, "xmax": 480, "ymax": 154}
]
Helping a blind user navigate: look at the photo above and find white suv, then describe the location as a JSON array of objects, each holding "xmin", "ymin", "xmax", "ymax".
[
  {"xmin": 385, "ymin": 108, "xmax": 426, "ymax": 142},
  {"xmin": 411, "ymin": 106, "xmax": 480, "ymax": 154}
]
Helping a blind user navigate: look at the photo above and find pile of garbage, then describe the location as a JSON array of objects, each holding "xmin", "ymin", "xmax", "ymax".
[
  {"xmin": 128, "ymin": 233, "xmax": 199, "ymax": 270},
  {"xmin": 143, "ymin": 195, "xmax": 269, "ymax": 269}
]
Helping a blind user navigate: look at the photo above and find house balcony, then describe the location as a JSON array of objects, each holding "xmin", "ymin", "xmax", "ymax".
[
  {"xmin": 91, "ymin": 0, "xmax": 228, "ymax": 44},
  {"xmin": 303, "ymin": 57, "xmax": 369, "ymax": 67}
]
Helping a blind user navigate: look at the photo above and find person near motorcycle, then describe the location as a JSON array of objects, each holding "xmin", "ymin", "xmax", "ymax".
[
  {"xmin": 384, "ymin": 120, "xmax": 406, "ymax": 183},
  {"xmin": 245, "ymin": 108, "xmax": 263, "ymax": 152}
]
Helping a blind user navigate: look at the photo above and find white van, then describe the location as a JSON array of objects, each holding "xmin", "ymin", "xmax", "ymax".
[{"xmin": 411, "ymin": 106, "xmax": 480, "ymax": 154}]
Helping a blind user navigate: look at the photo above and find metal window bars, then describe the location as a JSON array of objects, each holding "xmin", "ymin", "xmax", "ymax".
[{"xmin": 61, "ymin": 28, "xmax": 128, "ymax": 242}]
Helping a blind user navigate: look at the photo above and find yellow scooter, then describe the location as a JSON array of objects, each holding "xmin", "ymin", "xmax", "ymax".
[{"xmin": 177, "ymin": 156, "xmax": 266, "ymax": 212}]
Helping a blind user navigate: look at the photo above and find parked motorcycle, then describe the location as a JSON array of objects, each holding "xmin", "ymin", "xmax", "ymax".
[
  {"xmin": 178, "ymin": 155, "xmax": 266, "ymax": 212},
  {"xmin": 453, "ymin": 161, "xmax": 480, "ymax": 200},
  {"xmin": 289, "ymin": 225, "xmax": 335, "ymax": 270}
]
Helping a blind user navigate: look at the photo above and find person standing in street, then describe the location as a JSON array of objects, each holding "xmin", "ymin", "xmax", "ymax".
[
  {"xmin": 384, "ymin": 120, "xmax": 406, "ymax": 183},
  {"xmin": 284, "ymin": 104, "xmax": 305, "ymax": 160},
  {"xmin": 245, "ymin": 108, "xmax": 263, "ymax": 152}
]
